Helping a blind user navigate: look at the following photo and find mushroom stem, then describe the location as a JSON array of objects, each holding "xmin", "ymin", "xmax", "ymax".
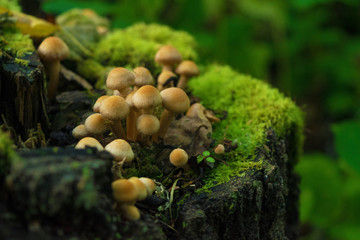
[
  {"xmin": 162, "ymin": 65, "xmax": 172, "ymax": 72},
  {"xmin": 152, "ymin": 109, "xmax": 174, "ymax": 142},
  {"xmin": 176, "ymin": 75, "xmax": 189, "ymax": 89},
  {"xmin": 43, "ymin": 60, "xmax": 61, "ymax": 100},
  {"xmin": 140, "ymin": 134, "xmax": 151, "ymax": 146},
  {"xmin": 110, "ymin": 120, "xmax": 126, "ymax": 139},
  {"xmin": 126, "ymin": 107, "xmax": 138, "ymax": 141}
]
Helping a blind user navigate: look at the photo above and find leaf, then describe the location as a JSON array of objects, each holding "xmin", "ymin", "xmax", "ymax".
[
  {"xmin": 202, "ymin": 151, "xmax": 210, "ymax": 157},
  {"xmin": 206, "ymin": 157, "xmax": 215, "ymax": 163},
  {"xmin": 332, "ymin": 121, "xmax": 360, "ymax": 175},
  {"xmin": 196, "ymin": 155, "xmax": 204, "ymax": 163}
]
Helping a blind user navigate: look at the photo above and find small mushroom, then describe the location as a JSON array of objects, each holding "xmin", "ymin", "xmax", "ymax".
[
  {"xmin": 128, "ymin": 177, "xmax": 148, "ymax": 201},
  {"xmin": 84, "ymin": 113, "xmax": 108, "ymax": 140},
  {"xmin": 152, "ymin": 87, "xmax": 190, "ymax": 142},
  {"xmin": 133, "ymin": 67, "xmax": 154, "ymax": 90},
  {"xmin": 75, "ymin": 137, "xmax": 103, "ymax": 151},
  {"xmin": 139, "ymin": 177, "xmax": 156, "ymax": 196},
  {"xmin": 175, "ymin": 60, "xmax": 199, "ymax": 89},
  {"xmin": 169, "ymin": 148, "xmax": 190, "ymax": 171},
  {"xmin": 132, "ymin": 85, "xmax": 162, "ymax": 114},
  {"xmin": 214, "ymin": 144, "xmax": 225, "ymax": 154},
  {"xmin": 154, "ymin": 45, "xmax": 182, "ymax": 72},
  {"xmin": 72, "ymin": 124, "xmax": 89, "ymax": 140},
  {"xmin": 157, "ymin": 70, "xmax": 176, "ymax": 91},
  {"xmin": 106, "ymin": 67, "xmax": 135, "ymax": 98},
  {"xmin": 105, "ymin": 139, "xmax": 134, "ymax": 163},
  {"xmin": 100, "ymin": 95, "xmax": 130, "ymax": 139},
  {"xmin": 93, "ymin": 95, "xmax": 109, "ymax": 113},
  {"xmin": 119, "ymin": 204, "xmax": 141, "ymax": 221},
  {"xmin": 37, "ymin": 36, "xmax": 69, "ymax": 100},
  {"xmin": 112, "ymin": 179, "xmax": 138, "ymax": 203},
  {"xmin": 136, "ymin": 114, "xmax": 160, "ymax": 146}
]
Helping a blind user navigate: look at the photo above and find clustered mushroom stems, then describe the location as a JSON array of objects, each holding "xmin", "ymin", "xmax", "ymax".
[{"xmin": 71, "ymin": 45, "xmax": 213, "ymax": 221}]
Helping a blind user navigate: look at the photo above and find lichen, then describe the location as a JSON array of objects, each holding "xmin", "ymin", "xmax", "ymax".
[
  {"xmin": 94, "ymin": 23, "xmax": 197, "ymax": 74},
  {"xmin": 189, "ymin": 64, "xmax": 304, "ymax": 192}
]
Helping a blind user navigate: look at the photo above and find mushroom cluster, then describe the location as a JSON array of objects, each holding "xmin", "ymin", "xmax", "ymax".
[{"xmin": 71, "ymin": 45, "xmax": 216, "ymax": 221}]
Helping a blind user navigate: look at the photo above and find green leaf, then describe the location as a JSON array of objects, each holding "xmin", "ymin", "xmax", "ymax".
[
  {"xmin": 206, "ymin": 157, "xmax": 215, "ymax": 163},
  {"xmin": 202, "ymin": 151, "xmax": 210, "ymax": 156},
  {"xmin": 197, "ymin": 155, "xmax": 204, "ymax": 163},
  {"xmin": 332, "ymin": 121, "xmax": 360, "ymax": 175}
]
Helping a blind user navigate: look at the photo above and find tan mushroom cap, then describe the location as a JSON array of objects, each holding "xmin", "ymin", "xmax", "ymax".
[
  {"xmin": 133, "ymin": 67, "xmax": 154, "ymax": 87},
  {"xmin": 119, "ymin": 204, "xmax": 141, "ymax": 221},
  {"xmin": 169, "ymin": 148, "xmax": 188, "ymax": 167},
  {"xmin": 37, "ymin": 36, "xmax": 69, "ymax": 61},
  {"xmin": 154, "ymin": 45, "xmax": 182, "ymax": 66},
  {"xmin": 106, "ymin": 67, "xmax": 135, "ymax": 91},
  {"xmin": 160, "ymin": 87, "xmax": 190, "ymax": 113},
  {"xmin": 139, "ymin": 177, "xmax": 156, "ymax": 196},
  {"xmin": 175, "ymin": 60, "xmax": 199, "ymax": 77},
  {"xmin": 132, "ymin": 85, "xmax": 162, "ymax": 112},
  {"xmin": 72, "ymin": 124, "xmax": 89, "ymax": 139},
  {"xmin": 136, "ymin": 114, "xmax": 160, "ymax": 136},
  {"xmin": 128, "ymin": 177, "xmax": 148, "ymax": 201},
  {"xmin": 112, "ymin": 179, "xmax": 138, "ymax": 203},
  {"xmin": 93, "ymin": 95, "xmax": 109, "ymax": 113},
  {"xmin": 157, "ymin": 71, "xmax": 176, "ymax": 89},
  {"xmin": 100, "ymin": 95, "xmax": 130, "ymax": 121},
  {"xmin": 105, "ymin": 139, "xmax": 134, "ymax": 163},
  {"xmin": 84, "ymin": 113, "xmax": 108, "ymax": 135},
  {"xmin": 214, "ymin": 144, "xmax": 225, "ymax": 154},
  {"xmin": 75, "ymin": 137, "xmax": 103, "ymax": 151}
]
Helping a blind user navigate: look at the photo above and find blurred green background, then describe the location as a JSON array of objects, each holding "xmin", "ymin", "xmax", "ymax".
[{"xmin": 15, "ymin": 0, "xmax": 360, "ymax": 239}]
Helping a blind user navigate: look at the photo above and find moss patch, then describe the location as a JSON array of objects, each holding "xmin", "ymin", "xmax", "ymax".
[
  {"xmin": 0, "ymin": 129, "xmax": 20, "ymax": 177},
  {"xmin": 0, "ymin": 30, "xmax": 34, "ymax": 58},
  {"xmin": 189, "ymin": 65, "xmax": 304, "ymax": 191},
  {"xmin": 94, "ymin": 23, "xmax": 197, "ymax": 73}
]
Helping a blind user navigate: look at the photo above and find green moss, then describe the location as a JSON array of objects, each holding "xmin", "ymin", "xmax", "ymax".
[
  {"xmin": 0, "ymin": 30, "xmax": 34, "ymax": 58},
  {"xmin": 94, "ymin": 23, "xmax": 197, "ymax": 73},
  {"xmin": 189, "ymin": 64, "xmax": 304, "ymax": 192},
  {"xmin": 0, "ymin": 129, "xmax": 20, "ymax": 177},
  {"xmin": 76, "ymin": 59, "xmax": 112, "ymax": 87},
  {"xmin": 0, "ymin": 0, "xmax": 21, "ymax": 11}
]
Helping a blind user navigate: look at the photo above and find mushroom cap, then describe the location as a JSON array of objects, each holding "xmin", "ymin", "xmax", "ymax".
[
  {"xmin": 186, "ymin": 103, "xmax": 207, "ymax": 121},
  {"xmin": 106, "ymin": 67, "xmax": 135, "ymax": 91},
  {"xmin": 175, "ymin": 60, "xmax": 199, "ymax": 77},
  {"xmin": 112, "ymin": 179, "xmax": 138, "ymax": 203},
  {"xmin": 100, "ymin": 95, "xmax": 130, "ymax": 121},
  {"xmin": 84, "ymin": 113, "xmax": 108, "ymax": 135},
  {"xmin": 37, "ymin": 36, "xmax": 69, "ymax": 61},
  {"xmin": 133, "ymin": 67, "xmax": 154, "ymax": 87},
  {"xmin": 125, "ymin": 90, "xmax": 136, "ymax": 107},
  {"xmin": 157, "ymin": 71, "xmax": 176, "ymax": 87},
  {"xmin": 169, "ymin": 148, "xmax": 188, "ymax": 167},
  {"xmin": 154, "ymin": 45, "xmax": 182, "ymax": 66},
  {"xmin": 128, "ymin": 177, "xmax": 148, "ymax": 201},
  {"xmin": 139, "ymin": 177, "xmax": 156, "ymax": 196},
  {"xmin": 132, "ymin": 85, "xmax": 162, "ymax": 111},
  {"xmin": 160, "ymin": 87, "xmax": 190, "ymax": 113},
  {"xmin": 93, "ymin": 95, "xmax": 109, "ymax": 113},
  {"xmin": 105, "ymin": 139, "xmax": 134, "ymax": 163},
  {"xmin": 119, "ymin": 204, "xmax": 141, "ymax": 221},
  {"xmin": 75, "ymin": 137, "xmax": 103, "ymax": 151},
  {"xmin": 214, "ymin": 144, "xmax": 225, "ymax": 154},
  {"xmin": 136, "ymin": 114, "xmax": 160, "ymax": 136},
  {"xmin": 72, "ymin": 124, "xmax": 89, "ymax": 139}
]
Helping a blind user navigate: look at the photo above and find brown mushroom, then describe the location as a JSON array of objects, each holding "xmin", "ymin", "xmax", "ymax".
[
  {"xmin": 132, "ymin": 85, "xmax": 162, "ymax": 114},
  {"xmin": 72, "ymin": 124, "xmax": 89, "ymax": 140},
  {"xmin": 175, "ymin": 60, "xmax": 199, "ymax": 89},
  {"xmin": 154, "ymin": 45, "xmax": 182, "ymax": 72},
  {"xmin": 106, "ymin": 67, "xmax": 135, "ymax": 98},
  {"xmin": 37, "ymin": 36, "xmax": 69, "ymax": 100},
  {"xmin": 133, "ymin": 67, "xmax": 154, "ymax": 90},
  {"xmin": 136, "ymin": 114, "xmax": 160, "ymax": 146},
  {"xmin": 169, "ymin": 148, "xmax": 190, "ymax": 171},
  {"xmin": 84, "ymin": 113, "xmax": 108, "ymax": 140},
  {"xmin": 157, "ymin": 70, "xmax": 176, "ymax": 91},
  {"xmin": 75, "ymin": 137, "xmax": 103, "ymax": 151},
  {"xmin": 105, "ymin": 139, "xmax": 134, "ymax": 163}
]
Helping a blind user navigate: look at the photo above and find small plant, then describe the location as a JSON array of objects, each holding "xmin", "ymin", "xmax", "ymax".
[{"xmin": 197, "ymin": 150, "xmax": 216, "ymax": 168}]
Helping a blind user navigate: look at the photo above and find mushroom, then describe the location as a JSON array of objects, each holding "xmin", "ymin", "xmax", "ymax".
[
  {"xmin": 125, "ymin": 90, "xmax": 139, "ymax": 141},
  {"xmin": 93, "ymin": 95, "xmax": 109, "ymax": 113},
  {"xmin": 84, "ymin": 113, "xmax": 108, "ymax": 140},
  {"xmin": 169, "ymin": 148, "xmax": 190, "ymax": 171},
  {"xmin": 100, "ymin": 95, "xmax": 130, "ymax": 139},
  {"xmin": 214, "ymin": 144, "xmax": 225, "ymax": 154},
  {"xmin": 106, "ymin": 67, "xmax": 135, "ymax": 98},
  {"xmin": 119, "ymin": 204, "xmax": 141, "ymax": 221},
  {"xmin": 132, "ymin": 85, "xmax": 162, "ymax": 114},
  {"xmin": 152, "ymin": 87, "xmax": 190, "ymax": 142},
  {"xmin": 112, "ymin": 179, "xmax": 138, "ymax": 203},
  {"xmin": 136, "ymin": 114, "xmax": 160, "ymax": 146},
  {"xmin": 175, "ymin": 60, "xmax": 199, "ymax": 89},
  {"xmin": 75, "ymin": 137, "xmax": 103, "ymax": 151},
  {"xmin": 157, "ymin": 70, "xmax": 177, "ymax": 91},
  {"xmin": 37, "ymin": 36, "xmax": 69, "ymax": 100},
  {"xmin": 105, "ymin": 139, "xmax": 134, "ymax": 163},
  {"xmin": 133, "ymin": 67, "xmax": 154, "ymax": 90},
  {"xmin": 128, "ymin": 177, "xmax": 148, "ymax": 201},
  {"xmin": 139, "ymin": 177, "xmax": 156, "ymax": 196},
  {"xmin": 72, "ymin": 124, "xmax": 89, "ymax": 140},
  {"xmin": 154, "ymin": 45, "xmax": 182, "ymax": 72}
]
